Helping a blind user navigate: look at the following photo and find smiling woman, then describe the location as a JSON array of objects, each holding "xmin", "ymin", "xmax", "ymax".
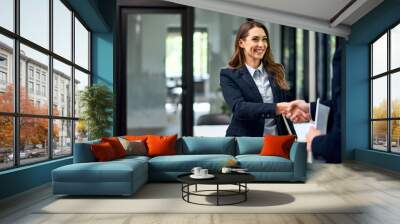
[{"xmin": 219, "ymin": 20, "xmax": 295, "ymax": 137}]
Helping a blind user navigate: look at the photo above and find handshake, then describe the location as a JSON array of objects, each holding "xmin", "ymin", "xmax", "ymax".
[
  {"xmin": 276, "ymin": 100, "xmax": 322, "ymax": 152},
  {"xmin": 276, "ymin": 100, "xmax": 311, "ymax": 123}
]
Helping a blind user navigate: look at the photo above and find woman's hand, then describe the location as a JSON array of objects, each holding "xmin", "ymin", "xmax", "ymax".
[
  {"xmin": 276, "ymin": 102, "xmax": 290, "ymax": 115},
  {"xmin": 286, "ymin": 100, "xmax": 311, "ymax": 123}
]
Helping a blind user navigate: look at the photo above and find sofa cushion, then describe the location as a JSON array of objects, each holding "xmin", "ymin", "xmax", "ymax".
[
  {"xmin": 148, "ymin": 154, "xmax": 235, "ymax": 172},
  {"xmin": 236, "ymin": 137, "xmax": 263, "ymax": 155},
  {"xmin": 124, "ymin": 135, "xmax": 148, "ymax": 141},
  {"xmin": 147, "ymin": 135, "xmax": 177, "ymax": 157},
  {"xmin": 236, "ymin": 155, "xmax": 293, "ymax": 172},
  {"xmin": 52, "ymin": 159, "xmax": 147, "ymax": 183},
  {"xmin": 260, "ymin": 135, "xmax": 296, "ymax": 159},
  {"xmin": 115, "ymin": 155, "xmax": 150, "ymax": 163},
  {"xmin": 74, "ymin": 139, "xmax": 100, "ymax": 163},
  {"xmin": 53, "ymin": 163, "xmax": 133, "ymax": 183},
  {"xmin": 118, "ymin": 137, "xmax": 147, "ymax": 156},
  {"xmin": 180, "ymin": 137, "xmax": 235, "ymax": 155},
  {"xmin": 101, "ymin": 137, "xmax": 127, "ymax": 158},
  {"xmin": 91, "ymin": 142, "xmax": 118, "ymax": 161}
]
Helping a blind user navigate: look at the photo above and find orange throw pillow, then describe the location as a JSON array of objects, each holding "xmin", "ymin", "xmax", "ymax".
[
  {"xmin": 101, "ymin": 137, "xmax": 127, "ymax": 158},
  {"xmin": 260, "ymin": 135, "xmax": 296, "ymax": 159},
  {"xmin": 124, "ymin": 135, "xmax": 148, "ymax": 141},
  {"xmin": 91, "ymin": 142, "xmax": 118, "ymax": 161},
  {"xmin": 146, "ymin": 135, "xmax": 177, "ymax": 157}
]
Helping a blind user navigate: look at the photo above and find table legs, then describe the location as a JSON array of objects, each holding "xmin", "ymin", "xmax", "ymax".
[
  {"xmin": 181, "ymin": 183, "xmax": 249, "ymax": 206},
  {"xmin": 217, "ymin": 184, "xmax": 219, "ymax": 206}
]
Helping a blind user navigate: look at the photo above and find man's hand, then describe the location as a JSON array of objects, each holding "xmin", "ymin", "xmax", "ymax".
[
  {"xmin": 306, "ymin": 126, "xmax": 321, "ymax": 152},
  {"xmin": 286, "ymin": 100, "xmax": 311, "ymax": 123}
]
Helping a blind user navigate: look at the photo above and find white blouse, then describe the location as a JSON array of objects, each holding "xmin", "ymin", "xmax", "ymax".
[{"xmin": 245, "ymin": 63, "xmax": 278, "ymax": 136}]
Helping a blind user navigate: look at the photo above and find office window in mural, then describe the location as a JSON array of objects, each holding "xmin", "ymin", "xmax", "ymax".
[
  {"xmin": 371, "ymin": 23, "xmax": 400, "ymax": 153},
  {"xmin": 165, "ymin": 28, "xmax": 209, "ymax": 115},
  {"xmin": 0, "ymin": 0, "xmax": 91, "ymax": 170}
]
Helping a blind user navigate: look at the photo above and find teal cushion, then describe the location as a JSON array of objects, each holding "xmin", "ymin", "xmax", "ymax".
[
  {"xmin": 149, "ymin": 154, "xmax": 235, "ymax": 172},
  {"xmin": 52, "ymin": 159, "xmax": 146, "ymax": 183},
  {"xmin": 181, "ymin": 137, "xmax": 235, "ymax": 155},
  {"xmin": 73, "ymin": 139, "xmax": 101, "ymax": 163},
  {"xmin": 117, "ymin": 155, "xmax": 150, "ymax": 163},
  {"xmin": 236, "ymin": 137, "xmax": 263, "ymax": 155},
  {"xmin": 236, "ymin": 155, "xmax": 293, "ymax": 172}
]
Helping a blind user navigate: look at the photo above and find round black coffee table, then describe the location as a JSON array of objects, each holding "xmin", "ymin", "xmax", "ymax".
[{"xmin": 177, "ymin": 173, "xmax": 255, "ymax": 206}]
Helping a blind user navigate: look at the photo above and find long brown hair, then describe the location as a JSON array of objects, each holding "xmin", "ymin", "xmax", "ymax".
[{"xmin": 228, "ymin": 20, "xmax": 289, "ymax": 90}]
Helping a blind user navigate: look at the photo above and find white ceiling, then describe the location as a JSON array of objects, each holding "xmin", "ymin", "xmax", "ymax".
[
  {"xmin": 224, "ymin": 0, "xmax": 352, "ymax": 22},
  {"xmin": 163, "ymin": 0, "xmax": 384, "ymax": 38}
]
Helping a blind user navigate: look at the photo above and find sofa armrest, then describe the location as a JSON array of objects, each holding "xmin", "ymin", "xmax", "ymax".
[
  {"xmin": 73, "ymin": 140, "xmax": 100, "ymax": 163},
  {"xmin": 289, "ymin": 142, "xmax": 307, "ymax": 181}
]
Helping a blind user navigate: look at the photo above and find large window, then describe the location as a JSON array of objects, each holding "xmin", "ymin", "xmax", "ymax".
[
  {"xmin": 0, "ymin": 0, "xmax": 91, "ymax": 170},
  {"xmin": 370, "ymin": 23, "xmax": 400, "ymax": 153},
  {"xmin": 165, "ymin": 28, "xmax": 210, "ymax": 133},
  {"xmin": 0, "ymin": 0, "xmax": 14, "ymax": 32},
  {"xmin": 20, "ymin": 0, "xmax": 49, "ymax": 49}
]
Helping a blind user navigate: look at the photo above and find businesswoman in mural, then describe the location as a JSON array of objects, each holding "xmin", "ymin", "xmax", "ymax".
[{"xmin": 220, "ymin": 20, "xmax": 295, "ymax": 137}]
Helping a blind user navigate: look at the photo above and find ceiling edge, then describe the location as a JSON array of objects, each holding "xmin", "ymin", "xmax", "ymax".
[{"xmin": 163, "ymin": 0, "xmax": 351, "ymax": 37}]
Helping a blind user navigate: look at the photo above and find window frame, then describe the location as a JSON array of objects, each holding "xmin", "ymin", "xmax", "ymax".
[
  {"xmin": 0, "ymin": 71, "xmax": 7, "ymax": 85},
  {"xmin": 0, "ymin": 0, "xmax": 92, "ymax": 171},
  {"xmin": 165, "ymin": 27, "xmax": 208, "ymax": 95},
  {"xmin": 369, "ymin": 20, "xmax": 400, "ymax": 154}
]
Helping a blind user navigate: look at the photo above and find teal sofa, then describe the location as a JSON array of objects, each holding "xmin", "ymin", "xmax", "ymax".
[{"xmin": 52, "ymin": 137, "xmax": 306, "ymax": 196}]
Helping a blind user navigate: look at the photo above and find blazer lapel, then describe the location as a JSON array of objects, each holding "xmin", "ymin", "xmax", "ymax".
[{"xmin": 239, "ymin": 66, "xmax": 263, "ymax": 102}]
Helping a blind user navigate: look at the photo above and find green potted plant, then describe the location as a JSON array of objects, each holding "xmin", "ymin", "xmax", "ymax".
[{"xmin": 79, "ymin": 84, "xmax": 113, "ymax": 140}]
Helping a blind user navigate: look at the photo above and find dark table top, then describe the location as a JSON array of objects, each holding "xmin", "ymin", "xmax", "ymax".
[{"xmin": 177, "ymin": 172, "xmax": 255, "ymax": 185}]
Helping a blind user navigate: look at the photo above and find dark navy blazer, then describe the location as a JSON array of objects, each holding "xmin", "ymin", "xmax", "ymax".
[
  {"xmin": 309, "ymin": 46, "xmax": 342, "ymax": 163},
  {"xmin": 219, "ymin": 65, "xmax": 295, "ymax": 137}
]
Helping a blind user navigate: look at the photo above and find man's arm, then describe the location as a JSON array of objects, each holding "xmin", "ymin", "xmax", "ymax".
[{"xmin": 311, "ymin": 129, "xmax": 341, "ymax": 163}]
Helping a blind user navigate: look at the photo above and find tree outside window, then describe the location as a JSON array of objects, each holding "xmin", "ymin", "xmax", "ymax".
[{"xmin": 370, "ymin": 23, "xmax": 400, "ymax": 153}]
